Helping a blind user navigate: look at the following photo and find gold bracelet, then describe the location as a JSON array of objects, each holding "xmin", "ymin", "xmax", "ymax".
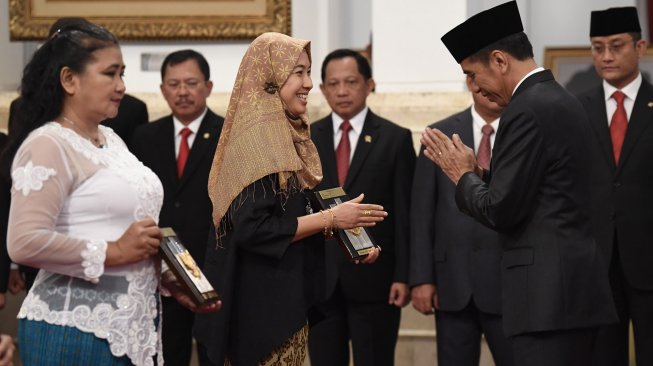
[
  {"xmin": 327, "ymin": 208, "xmax": 337, "ymax": 231},
  {"xmin": 318, "ymin": 210, "xmax": 330, "ymax": 237}
]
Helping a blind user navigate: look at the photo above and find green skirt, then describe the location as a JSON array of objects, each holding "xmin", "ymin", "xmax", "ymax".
[{"xmin": 18, "ymin": 319, "xmax": 134, "ymax": 366}]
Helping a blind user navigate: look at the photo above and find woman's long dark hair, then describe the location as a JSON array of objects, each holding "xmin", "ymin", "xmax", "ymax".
[{"xmin": 0, "ymin": 20, "xmax": 118, "ymax": 181}]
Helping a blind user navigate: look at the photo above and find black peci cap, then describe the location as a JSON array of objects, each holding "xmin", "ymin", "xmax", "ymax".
[
  {"xmin": 441, "ymin": 1, "xmax": 523, "ymax": 63},
  {"xmin": 590, "ymin": 7, "xmax": 641, "ymax": 37}
]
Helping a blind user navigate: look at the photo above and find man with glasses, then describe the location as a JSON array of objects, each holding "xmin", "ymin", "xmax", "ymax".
[
  {"xmin": 576, "ymin": 7, "xmax": 653, "ymax": 366},
  {"xmin": 130, "ymin": 49, "xmax": 224, "ymax": 366},
  {"xmin": 308, "ymin": 48, "xmax": 415, "ymax": 366}
]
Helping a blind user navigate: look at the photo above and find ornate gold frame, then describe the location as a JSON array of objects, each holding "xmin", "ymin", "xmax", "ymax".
[{"xmin": 9, "ymin": 0, "xmax": 291, "ymax": 41}]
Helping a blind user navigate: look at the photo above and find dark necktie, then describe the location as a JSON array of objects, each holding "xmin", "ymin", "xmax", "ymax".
[
  {"xmin": 177, "ymin": 127, "xmax": 192, "ymax": 178},
  {"xmin": 335, "ymin": 120, "xmax": 352, "ymax": 187},
  {"xmin": 477, "ymin": 124, "xmax": 494, "ymax": 170},
  {"xmin": 610, "ymin": 91, "xmax": 627, "ymax": 165}
]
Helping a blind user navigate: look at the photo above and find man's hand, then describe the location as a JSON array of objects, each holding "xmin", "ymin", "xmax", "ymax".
[
  {"xmin": 388, "ymin": 282, "xmax": 409, "ymax": 308},
  {"xmin": 7, "ymin": 270, "xmax": 24, "ymax": 295},
  {"xmin": 355, "ymin": 246, "xmax": 381, "ymax": 265},
  {"xmin": 421, "ymin": 128, "xmax": 478, "ymax": 184},
  {"xmin": 0, "ymin": 334, "xmax": 14, "ymax": 366},
  {"xmin": 161, "ymin": 270, "xmax": 221, "ymax": 313},
  {"xmin": 411, "ymin": 283, "xmax": 439, "ymax": 315}
]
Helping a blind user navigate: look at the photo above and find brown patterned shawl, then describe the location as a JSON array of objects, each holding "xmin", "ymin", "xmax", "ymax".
[{"xmin": 208, "ymin": 32, "xmax": 322, "ymax": 230}]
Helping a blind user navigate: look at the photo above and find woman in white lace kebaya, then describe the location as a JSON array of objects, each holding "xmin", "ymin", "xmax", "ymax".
[{"xmin": 2, "ymin": 20, "xmax": 217, "ymax": 366}]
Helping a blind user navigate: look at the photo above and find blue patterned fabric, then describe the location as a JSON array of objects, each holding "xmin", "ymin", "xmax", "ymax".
[{"xmin": 18, "ymin": 319, "xmax": 134, "ymax": 366}]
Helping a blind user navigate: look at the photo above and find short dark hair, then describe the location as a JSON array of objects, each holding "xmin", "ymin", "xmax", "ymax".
[
  {"xmin": 321, "ymin": 49, "xmax": 372, "ymax": 82},
  {"xmin": 468, "ymin": 32, "xmax": 534, "ymax": 64},
  {"xmin": 629, "ymin": 32, "xmax": 642, "ymax": 42},
  {"xmin": 1, "ymin": 21, "xmax": 118, "ymax": 181},
  {"xmin": 160, "ymin": 49, "xmax": 210, "ymax": 81}
]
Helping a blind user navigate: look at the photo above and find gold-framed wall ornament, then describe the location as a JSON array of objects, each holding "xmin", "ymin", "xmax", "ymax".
[{"xmin": 9, "ymin": 0, "xmax": 291, "ymax": 41}]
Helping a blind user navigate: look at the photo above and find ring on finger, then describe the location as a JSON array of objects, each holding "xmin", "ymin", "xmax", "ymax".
[
  {"xmin": 363, "ymin": 209, "xmax": 372, "ymax": 216},
  {"xmin": 438, "ymin": 150, "xmax": 442, "ymax": 156}
]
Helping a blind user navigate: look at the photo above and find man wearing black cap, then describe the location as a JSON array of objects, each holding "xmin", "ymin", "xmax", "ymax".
[
  {"xmin": 421, "ymin": 2, "xmax": 617, "ymax": 365},
  {"xmin": 575, "ymin": 7, "xmax": 653, "ymax": 366}
]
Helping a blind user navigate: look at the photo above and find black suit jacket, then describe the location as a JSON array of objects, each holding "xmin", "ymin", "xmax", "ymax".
[
  {"xmin": 9, "ymin": 94, "xmax": 148, "ymax": 147},
  {"xmin": 409, "ymin": 108, "xmax": 502, "ymax": 314},
  {"xmin": 455, "ymin": 70, "xmax": 617, "ymax": 336},
  {"xmin": 131, "ymin": 109, "xmax": 224, "ymax": 266},
  {"xmin": 102, "ymin": 94, "xmax": 149, "ymax": 147},
  {"xmin": 576, "ymin": 78, "xmax": 653, "ymax": 290},
  {"xmin": 311, "ymin": 109, "xmax": 415, "ymax": 303},
  {"xmin": 0, "ymin": 133, "xmax": 10, "ymax": 293}
]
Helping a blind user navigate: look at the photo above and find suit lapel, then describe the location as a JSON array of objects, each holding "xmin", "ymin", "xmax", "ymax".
[
  {"xmin": 313, "ymin": 117, "xmax": 339, "ymax": 188},
  {"xmin": 159, "ymin": 118, "xmax": 179, "ymax": 190},
  {"xmin": 345, "ymin": 111, "xmax": 380, "ymax": 189},
  {"xmin": 617, "ymin": 81, "xmax": 653, "ymax": 174},
  {"xmin": 456, "ymin": 108, "xmax": 475, "ymax": 147},
  {"xmin": 177, "ymin": 111, "xmax": 218, "ymax": 190},
  {"xmin": 584, "ymin": 88, "xmax": 616, "ymax": 169}
]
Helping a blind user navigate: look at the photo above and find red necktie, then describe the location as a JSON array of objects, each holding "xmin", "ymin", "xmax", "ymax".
[
  {"xmin": 477, "ymin": 124, "xmax": 494, "ymax": 170},
  {"xmin": 610, "ymin": 91, "xmax": 627, "ymax": 165},
  {"xmin": 177, "ymin": 128, "xmax": 192, "ymax": 178},
  {"xmin": 335, "ymin": 120, "xmax": 352, "ymax": 187}
]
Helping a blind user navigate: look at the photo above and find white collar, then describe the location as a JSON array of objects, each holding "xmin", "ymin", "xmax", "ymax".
[
  {"xmin": 603, "ymin": 73, "xmax": 642, "ymax": 102},
  {"xmin": 513, "ymin": 67, "xmax": 545, "ymax": 95},
  {"xmin": 331, "ymin": 107, "xmax": 368, "ymax": 134},
  {"xmin": 173, "ymin": 108, "xmax": 207, "ymax": 135}
]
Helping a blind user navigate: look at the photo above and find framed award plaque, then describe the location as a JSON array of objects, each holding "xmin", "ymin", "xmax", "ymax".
[
  {"xmin": 313, "ymin": 187, "xmax": 381, "ymax": 261},
  {"xmin": 159, "ymin": 227, "xmax": 219, "ymax": 305}
]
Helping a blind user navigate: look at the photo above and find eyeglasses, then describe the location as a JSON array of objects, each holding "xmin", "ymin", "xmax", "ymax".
[
  {"xmin": 324, "ymin": 78, "xmax": 364, "ymax": 92},
  {"xmin": 590, "ymin": 41, "xmax": 635, "ymax": 55},
  {"xmin": 163, "ymin": 79, "xmax": 204, "ymax": 91}
]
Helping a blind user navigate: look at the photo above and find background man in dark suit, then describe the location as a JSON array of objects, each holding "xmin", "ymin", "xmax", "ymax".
[
  {"xmin": 308, "ymin": 49, "xmax": 415, "ymax": 366},
  {"xmin": 10, "ymin": 93, "xmax": 148, "ymax": 147},
  {"xmin": 424, "ymin": 2, "xmax": 617, "ymax": 365},
  {"xmin": 410, "ymin": 78, "xmax": 513, "ymax": 366},
  {"xmin": 575, "ymin": 7, "xmax": 653, "ymax": 366},
  {"xmin": 131, "ymin": 49, "xmax": 224, "ymax": 366},
  {"xmin": 0, "ymin": 132, "xmax": 19, "ymax": 310},
  {"xmin": 100, "ymin": 94, "xmax": 148, "ymax": 146}
]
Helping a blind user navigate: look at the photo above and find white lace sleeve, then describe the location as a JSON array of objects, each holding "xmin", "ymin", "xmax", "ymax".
[{"xmin": 7, "ymin": 133, "xmax": 106, "ymax": 282}]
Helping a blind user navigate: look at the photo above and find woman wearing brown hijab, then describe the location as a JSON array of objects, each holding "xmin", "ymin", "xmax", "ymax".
[{"xmin": 194, "ymin": 33, "xmax": 386, "ymax": 365}]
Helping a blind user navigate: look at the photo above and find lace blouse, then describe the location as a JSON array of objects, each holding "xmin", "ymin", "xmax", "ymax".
[{"xmin": 7, "ymin": 122, "xmax": 164, "ymax": 366}]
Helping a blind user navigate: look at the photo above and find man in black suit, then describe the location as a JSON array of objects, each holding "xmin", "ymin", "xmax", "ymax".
[
  {"xmin": 130, "ymin": 49, "xmax": 224, "ymax": 366},
  {"xmin": 410, "ymin": 78, "xmax": 513, "ymax": 366},
  {"xmin": 308, "ymin": 49, "xmax": 415, "ymax": 366},
  {"xmin": 0, "ymin": 132, "xmax": 21, "ymax": 310},
  {"xmin": 101, "ymin": 94, "xmax": 148, "ymax": 146},
  {"xmin": 10, "ymin": 93, "xmax": 147, "ymax": 147},
  {"xmin": 575, "ymin": 7, "xmax": 653, "ymax": 366},
  {"xmin": 424, "ymin": 2, "xmax": 617, "ymax": 366}
]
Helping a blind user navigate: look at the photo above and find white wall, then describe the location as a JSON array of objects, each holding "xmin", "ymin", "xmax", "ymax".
[
  {"xmin": 0, "ymin": 1, "xmax": 27, "ymax": 92},
  {"xmin": 372, "ymin": 0, "xmax": 467, "ymax": 92}
]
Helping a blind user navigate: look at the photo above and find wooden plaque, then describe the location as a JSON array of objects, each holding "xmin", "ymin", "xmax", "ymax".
[
  {"xmin": 313, "ymin": 187, "xmax": 380, "ymax": 261},
  {"xmin": 160, "ymin": 227, "xmax": 219, "ymax": 305}
]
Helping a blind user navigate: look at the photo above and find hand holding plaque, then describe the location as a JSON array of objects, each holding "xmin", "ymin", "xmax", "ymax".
[
  {"xmin": 159, "ymin": 228, "xmax": 220, "ymax": 307},
  {"xmin": 313, "ymin": 188, "xmax": 386, "ymax": 261}
]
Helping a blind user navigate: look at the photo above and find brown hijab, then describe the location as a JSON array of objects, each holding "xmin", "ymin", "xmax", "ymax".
[{"xmin": 208, "ymin": 32, "xmax": 322, "ymax": 228}]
